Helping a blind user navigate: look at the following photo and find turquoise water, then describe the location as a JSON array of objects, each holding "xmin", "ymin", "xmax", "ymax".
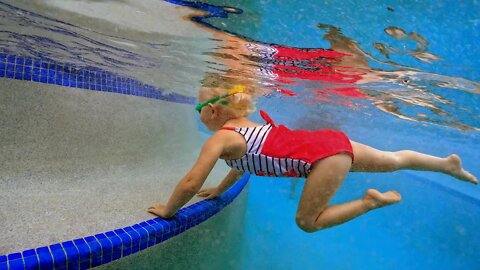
[
  {"xmin": 1, "ymin": 0, "xmax": 479, "ymax": 269},
  {"xmin": 175, "ymin": 0, "xmax": 480, "ymax": 269}
]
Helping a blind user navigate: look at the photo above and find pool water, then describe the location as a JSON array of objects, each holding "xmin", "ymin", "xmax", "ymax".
[{"xmin": 1, "ymin": 0, "xmax": 479, "ymax": 269}]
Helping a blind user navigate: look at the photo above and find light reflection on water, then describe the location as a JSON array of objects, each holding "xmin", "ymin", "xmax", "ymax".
[
  {"xmin": 190, "ymin": 14, "xmax": 480, "ymax": 130},
  {"xmin": 0, "ymin": 0, "xmax": 479, "ymax": 130}
]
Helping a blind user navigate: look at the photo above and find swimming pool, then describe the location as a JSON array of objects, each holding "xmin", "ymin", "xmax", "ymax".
[{"xmin": 1, "ymin": 0, "xmax": 479, "ymax": 269}]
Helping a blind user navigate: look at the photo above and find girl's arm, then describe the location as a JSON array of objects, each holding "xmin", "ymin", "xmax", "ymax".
[
  {"xmin": 197, "ymin": 169, "xmax": 244, "ymax": 199},
  {"xmin": 148, "ymin": 134, "xmax": 225, "ymax": 218}
]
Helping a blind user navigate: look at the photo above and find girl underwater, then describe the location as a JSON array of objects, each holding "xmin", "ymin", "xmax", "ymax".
[{"xmin": 148, "ymin": 85, "xmax": 477, "ymax": 232}]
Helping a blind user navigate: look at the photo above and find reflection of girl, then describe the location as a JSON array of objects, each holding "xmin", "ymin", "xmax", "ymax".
[
  {"xmin": 182, "ymin": 2, "xmax": 478, "ymax": 129},
  {"xmin": 148, "ymin": 87, "xmax": 477, "ymax": 232}
]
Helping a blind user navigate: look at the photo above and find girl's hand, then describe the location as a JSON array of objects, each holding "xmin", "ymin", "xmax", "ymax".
[
  {"xmin": 148, "ymin": 204, "xmax": 174, "ymax": 219},
  {"xmin": 197, "ymin": 187, "xmax": 221, "ymax": 199}
]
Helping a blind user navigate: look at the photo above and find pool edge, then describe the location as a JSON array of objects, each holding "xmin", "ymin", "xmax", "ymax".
[{"xmin": 0, "ymin": 174, "xmax": 250, "ymax": 270}]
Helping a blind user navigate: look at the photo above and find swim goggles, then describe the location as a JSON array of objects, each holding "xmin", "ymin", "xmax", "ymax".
[{"xmin": 195, "ymin": 85, "xmax": 246, "ymax": 114}]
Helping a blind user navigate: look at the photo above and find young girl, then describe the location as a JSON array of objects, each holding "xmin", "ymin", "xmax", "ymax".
[{"xmin": 148, "ymin": 85, "xmax": 478, "ymax": 232}]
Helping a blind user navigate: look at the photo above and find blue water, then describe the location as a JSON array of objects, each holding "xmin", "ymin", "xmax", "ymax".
[
  {"xmin": 187, "ymin": 0, "xmax": 480, "ymax": 269},
  {"xmin": 1, "ymin": 0, "xmax": 479, "ymax": 269},
  {"xmin": 242, "ymin": 172, "xmax": 480, "ymax": 269},
  {"xmin": 194, "ymin": 0, "xmax": 480, "ymax": 81}
]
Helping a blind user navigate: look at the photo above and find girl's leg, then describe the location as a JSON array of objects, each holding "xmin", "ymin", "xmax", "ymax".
[
  {"xmin": 350, "ymin": 141, "xmax": 478, "ymax": 184},
  {"xmin": 295, "ymin": 154, "xmax": 401, "ymax": 232}
]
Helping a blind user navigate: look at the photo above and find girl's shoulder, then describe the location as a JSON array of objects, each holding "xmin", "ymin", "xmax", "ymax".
[
  {"xmin": 223, "ymin": 117, "xmax": 264, "ymax": 129},
  {"xmin": 209, "ymin": 128, "xmax": 248, "ymax": 158}
]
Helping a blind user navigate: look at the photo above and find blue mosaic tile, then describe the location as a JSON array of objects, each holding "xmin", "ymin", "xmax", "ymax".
[
  {"xmin": 123, "ymin": 226, "xmax": 141, "ymax": 254},
  {"xmin": 176, "ymin": 212, "xmax": 189, "ymax": 233},
  {"xmin": 7, "ymin": 55, "xmax": 15, "ymax": 64},
  {"xmin": 36, "ymin": 247, "xmax": 54, "ymax": 270},
  {"xmin": 25, "ymin": 57, "xmax": 32, "ymax": 65},
  {"xmin": 15, "ymin": 57, "xmax": 24, "ymax": 65},
  {"xmin": 62, "ymin": 241, "xmax": 80, "ymax": 270},
  {"xmin": 62, "ymin": 74, "xmax": 70, "ymax": 86},
  {"xmin": 39, "ymin": 68, "xmax": 46, "ymax": 77},
  {"xmin": 0, "ymin": 56, "xmax": 5, "ymax": 77},
  {"xmin": 73, "ymin": 238, "xmax": 91, "ymax": 269},
  {"xmin": 139, "ymin": 222, "xmax": 157, "ymax": 247},
  {"xmin": 32, "ymin": 72, "xmax": 39, "ymax": 82},
  {"xmin": 23, "ymin": 65, "xmax": 32, "ymax": 80},
  {"xmin": 167, "ymin": 219, "xmax": 179, "ymax": 239},
  {"xmin": 94, "ymin": 234, "xmax": 113, "ymax": 265},
  {"xmin": 50, "ymin": 243, "xmax": 67, "ymax": 269},
  {"xmin": 84, "ymin": 236, "xmax": 102, "ymax": 268},
  {"xmin": 6, "ymin": 62, "xmax": 14, "ymax": 78},
  {"xmin": 105, "ymin": 231, "xmax": 122, "ymax": 260},
  {"xmin": 48, "ymin": 68, "xmax": 55, "ymax": 78},
  {"xmin": 132, "ymin": 224, "xmax": 149, "ymax": 251},
  {"xmin": 0, "ymin": 256, "xmax": 6, "ymax": 270},
  {"xmin": 113, "ymin": 229, "xmax": 133, "ymax": 257},
  {"xmin": 145, "ymin": 220, "xmax": 162, "ymax": 244},
  {"xmin": 22, "ymin": 249, "xmax": 39, "ymax": 270},
  {"xmin": 0, "ymin": 53, "xmax": 196, "ymax": 104},
  {"xmin": 14, "ymin": 72, "xmax": 22, "ymax": 80},
  {"xmin": 7, "ymin": 253, "xmax": 23, "ymax": 270}
]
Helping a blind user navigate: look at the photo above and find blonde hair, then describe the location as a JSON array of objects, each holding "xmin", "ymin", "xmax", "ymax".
[{"xmin": 199, "ymin": 85, "xmax": 256, "ymax": 117}]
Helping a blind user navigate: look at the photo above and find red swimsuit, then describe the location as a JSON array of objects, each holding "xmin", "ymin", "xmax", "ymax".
[{"xmin": 222, "ymin": 110, "xmax": 354, "ymax": 178}]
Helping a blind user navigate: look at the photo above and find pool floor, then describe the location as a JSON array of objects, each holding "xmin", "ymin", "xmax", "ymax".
[{"xmin": 0, "ymin": 79, "xmax": 227, "ymax": 254}]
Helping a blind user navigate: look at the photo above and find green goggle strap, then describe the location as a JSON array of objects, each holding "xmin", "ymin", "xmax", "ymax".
[{"xmin": 195, "ymin": 95, "xmax": 230, "ymax": 113}]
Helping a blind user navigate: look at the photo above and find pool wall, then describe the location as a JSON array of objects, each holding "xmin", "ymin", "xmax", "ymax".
[
  {"xmin": 0, "ymin": 174, "xmax": 249, "ymax": 270},
  {"xmin": 0, "ymin": 53, "xmax": 194, "ymax": 104},
  {"xmin": 0, "ymin": 52, "xmax": 250, "ymax": 269}
]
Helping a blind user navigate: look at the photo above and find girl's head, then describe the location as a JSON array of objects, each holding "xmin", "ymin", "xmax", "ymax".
[
  {"xmin": 197, "ymin": 71, "xmax": 268, "ymax": 130},
  {"xmin": 198, "ymin": 85, "xmax": 255, "ymax": 115},
  {"xmin": 198, "ymin": 72, "xmax": 258, "ymax": 114},
  {"xmin": 197, "ymin": 84, "xmax": 256, "ymax": 130}
]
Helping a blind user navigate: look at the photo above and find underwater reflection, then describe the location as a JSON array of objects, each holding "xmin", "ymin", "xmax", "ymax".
[
  {"xmin": 377, "ymin": 26, "xmax": 441, "ymax": 64},
  {"xmin": 183, "ymin": 5, "xmax": 479, "ymax": 130}
]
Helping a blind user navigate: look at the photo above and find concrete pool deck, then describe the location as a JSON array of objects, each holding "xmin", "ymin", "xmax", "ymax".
[{"xmin": 0, "ymin": 79, "xmax": 228, "ymax": 254}]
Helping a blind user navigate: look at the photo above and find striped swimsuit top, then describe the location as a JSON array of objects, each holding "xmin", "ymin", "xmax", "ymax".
[{"xmin": 221, "ymin": 113, "xmax": 312, "ymax": 178}]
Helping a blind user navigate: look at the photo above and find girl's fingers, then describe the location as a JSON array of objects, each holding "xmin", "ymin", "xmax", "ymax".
[
  {"xmin": 148, "ymin": 209, "xmax": 159, "ymax": 215},
  {"xmin": 148, "ymin": 204, "xmax": 163, "ymax": 210},
  {"xmin": 197, "ymin": 189, "xmax": 214, "ymax": 197}
]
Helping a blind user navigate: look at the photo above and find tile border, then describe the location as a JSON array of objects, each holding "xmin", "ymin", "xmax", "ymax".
[
  {"xmin": 0, "ymin": 174, "xmax": 250, "ymax": 270},
  {"xmin": 0, "ymin": 53, "xmax": 195, "ymax": 105},
  {"xmin": 0, "ymin": 51, "xmax": 251, "ymax": 270}
]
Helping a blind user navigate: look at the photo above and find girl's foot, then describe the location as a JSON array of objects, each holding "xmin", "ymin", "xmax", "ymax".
[
  {"xmin": 446, "ymin": 155, "xmax": 478, "ymax": 184},
  {"xmin": 363, "ymin": 189, "xmax": 402, "ymax": 210}
]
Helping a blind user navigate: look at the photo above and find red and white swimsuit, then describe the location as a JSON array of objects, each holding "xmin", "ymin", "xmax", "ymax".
[{"xmin": 222, "ymin": 110, "xmax": 354, "ymax": 178}]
